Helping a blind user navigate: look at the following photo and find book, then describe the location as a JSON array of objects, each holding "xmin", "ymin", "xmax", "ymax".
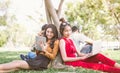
[{"xmin": 35, "ymin": 36, "xmax": 46, "ymax": 51}]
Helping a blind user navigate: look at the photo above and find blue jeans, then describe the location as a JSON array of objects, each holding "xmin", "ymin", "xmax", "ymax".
[
  {"xmin": 27, "ymin": 52, "xmax": 36, "ymax": 59},
  {"xmin": 80, "ymin": 44, "xmax": 92, "ymax": 54}
]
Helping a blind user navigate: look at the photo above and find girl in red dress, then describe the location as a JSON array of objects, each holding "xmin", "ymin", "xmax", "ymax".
[{"xmin": 59, "ymin": 20, "xmax": 120, "ymax": 73}]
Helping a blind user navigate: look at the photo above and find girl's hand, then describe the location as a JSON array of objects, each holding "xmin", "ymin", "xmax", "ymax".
[
  {"xmin": 80, "ymin": 53, "xmax": 92, "ymax": 60},
  {"xmin": 80, "ymin": 55, "xmax": 89, "ymax": 60},
  {"xmin": 87, "ymin": 53, "xmax": 93, "ymax": 57},
  {"xmin": 39, "ymin": 41, "xmax": 47, "ymax": 52}
]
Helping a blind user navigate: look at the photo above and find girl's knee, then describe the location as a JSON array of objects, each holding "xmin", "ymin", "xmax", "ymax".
[
  {"xmin": 12, "ymin": 60, "xmax": 24, "ymax": 63},
  {"xmin": 96, "ymin": 53, "xmax": 103, "ymax": 57},
  {"xmin": 12, "ymin": 60, "xmax": 24, "ymax": 67}
]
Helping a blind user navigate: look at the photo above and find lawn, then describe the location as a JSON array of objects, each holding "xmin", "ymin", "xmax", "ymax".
[{"xmin": 0, "ymin": 50, "xmax": 120, "ymax": 73}]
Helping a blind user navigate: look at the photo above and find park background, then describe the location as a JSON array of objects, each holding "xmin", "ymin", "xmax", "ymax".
[{"xmin": 0, "ymin": 0, "xmax": 120, "ymax": 73}]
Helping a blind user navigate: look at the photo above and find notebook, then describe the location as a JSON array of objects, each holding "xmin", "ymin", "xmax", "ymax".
[{"xmin": 35, "ymin": 36, "xmax": 46, "ymax": 51}]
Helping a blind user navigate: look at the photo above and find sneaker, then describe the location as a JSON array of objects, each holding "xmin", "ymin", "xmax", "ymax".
[
  {"xmin": 20, "ymin": 54, "xmax": 28, "ymax": 60},
  {"xmin": 25, "ymin": 55, "xmax": 29, "ymax": 59}
]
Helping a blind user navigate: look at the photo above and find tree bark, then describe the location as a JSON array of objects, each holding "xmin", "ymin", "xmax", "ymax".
[
  {"xmin": 44, "ymin": 1, "xmax": 52, "ymax": 24},
  {"xmin": 44, "ymin": 0, "xmax": 60, "ymax": 30},
  {"xmin": 57, "ymin": 0, "xmax": 64, "ymax": 18}
]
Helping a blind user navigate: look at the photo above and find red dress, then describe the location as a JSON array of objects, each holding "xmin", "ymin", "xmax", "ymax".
[{"xmin": 62, "ymin": 38, "xmax": 120, "ymax": 73}]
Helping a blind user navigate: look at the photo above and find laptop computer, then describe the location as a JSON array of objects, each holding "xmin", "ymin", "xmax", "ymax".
[{"xmin": 88, "ymin": 40, "xmax": 102, "ymax": 57}]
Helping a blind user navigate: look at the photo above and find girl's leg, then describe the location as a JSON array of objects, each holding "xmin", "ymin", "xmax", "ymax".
[
  {"xmin": 88, "ymin": 53, "xmax": 120, "ymax": 68},
  {"xmin": 89, "ymin": 63, "xmax": 120, "ymax": 73},
  {"xmin": 68, "ymin": 61, "xmax": 120, "ymax": 73},
  {"xmin": 0, "ymin": 60, "xmax": 30, "ymax": 72},
  {"xmin": 84, "ymin": 53, "xmax": 116, "ymax": 67}
]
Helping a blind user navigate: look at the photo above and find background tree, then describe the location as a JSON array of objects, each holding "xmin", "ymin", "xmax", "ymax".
[
  {"xmin": 65, "ymin": 0, "xmax": 120, "ymax": 41},
  {"xmin": 0, "ymin": 0, "xmax": 10, "ymax": 47}
]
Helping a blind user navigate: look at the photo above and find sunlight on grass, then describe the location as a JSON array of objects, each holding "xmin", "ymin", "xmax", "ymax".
[
  {"xmin": 103, "ymin": 50, "xmax": 120, "ymax": 63},
  {"xmin": 6, "ymin": 55, "xmax": 18, "ymax": 58}
]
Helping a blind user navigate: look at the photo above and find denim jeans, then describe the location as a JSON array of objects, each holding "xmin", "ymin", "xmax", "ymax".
[{"xmin": 80, "ymin": 44, "xmax": 92, "ymax": 54}]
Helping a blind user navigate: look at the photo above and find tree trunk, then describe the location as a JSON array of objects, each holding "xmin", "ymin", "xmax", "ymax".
[
  {"xmin": 57, "ymin": 0, "xmax": 64, "ymax": 18},
  {"xmin": 44, "ymin": 0, "xmax": 60, "ymax": 30},
  {"xmin": 44, "ymin": 0, "xmax": 70, "ymax": 69},
  {"xmin": 44, "ymin": 1, "xmax": 52, "ymax": 24}
]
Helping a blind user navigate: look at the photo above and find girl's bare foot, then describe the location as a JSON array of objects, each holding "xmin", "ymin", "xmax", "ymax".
[{"xmin": 114, "ymin": 63, "xmax": 120, "ymax": 68}]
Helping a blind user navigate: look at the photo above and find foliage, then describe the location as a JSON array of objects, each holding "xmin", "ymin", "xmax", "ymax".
[
  {"xmin": 0, "ymin": 0, "xmax": 10, "ymax": 46},
  {"xmin": 0, "ymin": 16, "xmax": 7, "ymax": 26},
  {"xmin": 65, "ymin": 0, "xmax": 120, "ymax": 40},
  {"xmin": 0, "ymin": 0, "xmax": 10, "ymax": 26},
  {"xmin": 0, "ymin": 0, "xmax": 40, "ymax": 47},
  {"xmin": 0, "ymin": 30, "xmax": 8, "ymax": 47},
  {"xmin": 5, "ymin": 24, "xmax": 35, "ymax": 47}
]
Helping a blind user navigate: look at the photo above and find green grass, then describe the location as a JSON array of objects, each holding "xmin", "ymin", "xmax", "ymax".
[{"xmin": 0, "ymin": 50, "xmax": 120, "ymax": 73}]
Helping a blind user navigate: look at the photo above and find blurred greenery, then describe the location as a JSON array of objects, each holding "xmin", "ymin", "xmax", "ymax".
[
  {"xmin": 0, "ymin": 16, "xmax": 7, "ymax": 26},
  {"xmin": 0, "ymin": 30, "xmax": 8, "ymax": 47},
  {"xmin": 0, "ymin": 0, "xmax": 9, "ymax": 26},
  {"xmin": 0, "ymin": 0, "xmax": 120, "ymax": 47},
  {"xmin": 65, "ymin": 0, "xmax": 120, "ymax": 40},
  {"xmin": 0, "ymin": 0, "xmax": 36, "ymax": 47}
]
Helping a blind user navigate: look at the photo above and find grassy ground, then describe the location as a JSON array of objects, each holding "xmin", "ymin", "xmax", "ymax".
[{"xmin": 0, "ymin": 50, "xmax": 120, "ymax": 73}]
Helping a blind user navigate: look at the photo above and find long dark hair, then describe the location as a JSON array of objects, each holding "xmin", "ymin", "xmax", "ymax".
[
  {"xmin": 59, "ymin": 18, "xmax": 71, "ymax": 36},
  {"xmin": 44, "ymin": 24, "xmax": 58, "ymax": 49}
]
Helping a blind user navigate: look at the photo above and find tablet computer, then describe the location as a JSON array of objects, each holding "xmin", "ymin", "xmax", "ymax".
[{"xmin": 35, "ymin": 36, "xmax": 46, "ymax": 51}]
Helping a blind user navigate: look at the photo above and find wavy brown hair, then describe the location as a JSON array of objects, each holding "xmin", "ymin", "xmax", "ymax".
[{"xmin": 44, "ymin": 24, "xmax": 58, "ymax": 49}]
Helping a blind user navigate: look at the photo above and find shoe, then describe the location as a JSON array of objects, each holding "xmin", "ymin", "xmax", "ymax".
[
  {"xmin": 25, "ymin": 55, "xmax": 29, "ymax": 59},
  {"xmin": 20, "ymin": 54, "xmax": 27, "ymax": 60}
]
